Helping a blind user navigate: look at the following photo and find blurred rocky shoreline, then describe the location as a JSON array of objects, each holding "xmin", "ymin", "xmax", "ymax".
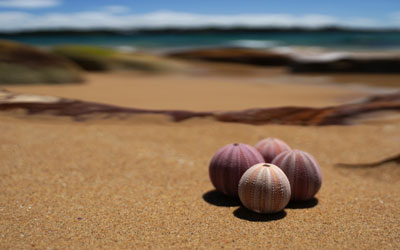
[
  {"xmin": 1, "ymin": 39, "xmax": 400, "ymax": 85},
  {"xmin": 168, "ymin": 47, "xmax": 400, "ymax": 74}
]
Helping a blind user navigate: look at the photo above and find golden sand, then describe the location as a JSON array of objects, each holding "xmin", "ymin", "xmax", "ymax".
[
  {"xmin": 3, "ymin": 70, "xmax": 378, "ymax": 111},
  {"xmin": 1, "ymin": 71, "xmax": 399, "ymax": 249}
]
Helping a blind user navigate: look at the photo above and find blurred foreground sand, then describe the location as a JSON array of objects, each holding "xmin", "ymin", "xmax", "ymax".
[{"xmin": 1, "ymin": 70, "xmax": 399, "ymax": 249}]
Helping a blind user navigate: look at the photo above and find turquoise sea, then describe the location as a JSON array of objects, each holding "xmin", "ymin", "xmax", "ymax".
[{"xmin": 1, "ymin": 30, "xmax": 400, "ymax": 51}]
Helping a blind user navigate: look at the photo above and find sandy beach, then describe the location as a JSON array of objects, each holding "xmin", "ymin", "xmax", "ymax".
[
  {"xmin": 2, "ymin": 0, "xmax": 400, "ymax": 248},
  {"xmin": 3, "ymin": 67, "xmax": 391, "ymax": 111},
  {"xmin": 1, "ymin": 68, "xmax": 399, "ymax": 249}
]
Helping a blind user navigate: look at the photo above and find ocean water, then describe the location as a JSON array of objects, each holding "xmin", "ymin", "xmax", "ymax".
[{"xmin": 1, "ymin": 31, "xmax": 400, "ymax": 51}]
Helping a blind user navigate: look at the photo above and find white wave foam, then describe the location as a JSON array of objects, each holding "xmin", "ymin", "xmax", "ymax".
[
  {"xmin": 270, "ymin": 46, "xmax": 350, "ymax": 62},
  {"xmin": 229, "ymin": 40, "xmax": 278, "ymax": 49},
  {"xmin": 293, "ymin": 52, "xmax": 350, "ymax": 62}
]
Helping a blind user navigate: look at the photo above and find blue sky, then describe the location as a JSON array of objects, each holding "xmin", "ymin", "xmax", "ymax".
[
  {"xmin": 0, "ymin": 0, "xmax": 400, "ymax": 30},
  {"xmin": 4, "ymin": 0, "xmax": 399, "ymax": 17}
]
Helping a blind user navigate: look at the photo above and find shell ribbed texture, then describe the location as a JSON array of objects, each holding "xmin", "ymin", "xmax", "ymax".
[
  {"xmin": 209, "ymin": 143, "xmax": 264, "ymax": 197},
  {"xmin": 238, "ymin": 163, "xmax": 291, "ymax": 214},
  {"xmin": 272, "ymin": 149, "xmax": 322, "ymax": 201},
  {"xmin": 255, "ymin": 138, "xmax": 291, "ymax": 163}
]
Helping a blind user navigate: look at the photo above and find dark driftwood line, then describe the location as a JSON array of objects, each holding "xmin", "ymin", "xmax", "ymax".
[
  {"xmin": 2, "ymin": 90, "xmax": 398, "ymax": 169},
  {"xmin": 0, "ymin": 90, "xmax": 399, "ymax": 125},
  {"xmin": 168, "ymin": 48, "xmax": 400, "ymax": 74},
  {"xmin": 0, "ymin": 98, "xmax": 212, "ymax": 122},
  {"xmin": 336, "ymin": 154, "xmax": 400, "ymax": 168}
]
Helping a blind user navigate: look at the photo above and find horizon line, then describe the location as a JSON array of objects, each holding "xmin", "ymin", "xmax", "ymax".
[{"xmin": 1, "ymin": 25, "xmax": 400, "ymax": 34}]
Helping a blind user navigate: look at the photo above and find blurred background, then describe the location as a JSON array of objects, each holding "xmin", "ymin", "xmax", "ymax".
[{"xmin": 0, "ymin": 0, "xmax": 399, "ymax": 88}]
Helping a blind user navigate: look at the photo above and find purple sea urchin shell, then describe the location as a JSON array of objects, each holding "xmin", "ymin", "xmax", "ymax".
[
  {"xmin": 255, "ymin": 138, "xmax": 291, "ymax": 163},
  {"xmin": 238, "ymin": 163, "xmax": 291, "ymax": 214},
  {"xmin": 272, "ymin": 150, "xmax": 322, "ymax": 201},
  {"xmin": 209, "ymin": 143, "xmax": 264, "ymax": 197}
]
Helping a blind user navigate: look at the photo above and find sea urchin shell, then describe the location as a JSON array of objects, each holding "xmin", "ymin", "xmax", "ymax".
[
  {"xmin": 209, "ymin": 143, "xmax": 264, "ymax": 197},
  {"xmin": 272, "ymin": 149, "xmax": 322, "ymax": 201},
  {"xmin": 238, "ymin": 163, "xmax": 291, "ymax": 214},
  {"xmin": 255, "ymin": 138, "xmax": 291, "ymax": 163}
]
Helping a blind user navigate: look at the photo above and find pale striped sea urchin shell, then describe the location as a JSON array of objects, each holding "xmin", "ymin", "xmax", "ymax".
[
  {"xmin": 272, "ymin": 149, "xmax": 322, "ymax": 201},
  {"xmin": 209, "ymin": 143, "xmax": 264, "ymax": 197},
  {"xmin": 238, "ymin": 163, "xmax": 291, "ymax": 214},
  {"xmin": 255, "ymin": 138, "xmax": 291, "ymax": 163}
]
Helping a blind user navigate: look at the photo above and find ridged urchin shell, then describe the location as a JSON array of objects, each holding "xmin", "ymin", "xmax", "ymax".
[
  {"xmin": 255, "ymin": 138, "xmax": 291, "ymax": 163},
  {"xmin": 209, "ymin": 143, "xmax": 264, "ymax": 197},
  {"xmin": 272, "ymin": 149, "xmax": 322, "ymax": 201},
  {"xmin": 238, "ymin": 163, "xmax": 291, "ymax": 214}
]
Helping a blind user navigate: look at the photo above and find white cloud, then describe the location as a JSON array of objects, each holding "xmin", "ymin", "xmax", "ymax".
[
  {"xmin": 0, "ymin": 0, "xmax": 60, "ymax": 9},
  {"xmin": 0, "ymin": 10, "xmax": 394, "ymax": 31},
  {"xmin": 390, "ymin": 12, "xmax": 400, "ymax": 23},
  {"xmin": 342, "ymin": 17, "xmax": 380, "ymax": 28}
]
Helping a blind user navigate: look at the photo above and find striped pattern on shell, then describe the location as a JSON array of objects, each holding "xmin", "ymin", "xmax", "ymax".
[
  {"xmin": 255, "ymin": 138, "xmax": 291, "ymax": 163},
  {"xmin": 238, "ymin": 163, "xmax": 291, "ymax": 214},
  {"xmin": 209, "ymin": 143, "xmax": 264, "ymax": 197},
  {"xmin": 272, "ymin": 149, "xmax": 322, "ymax": 201}
]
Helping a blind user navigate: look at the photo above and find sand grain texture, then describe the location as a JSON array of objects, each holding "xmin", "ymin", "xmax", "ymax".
[
  {"xmin": 1, "ymin": 114, "xmax": 399, "ymax": 249},
  {"xmin": 1, "ymin": 72, "xmax": 399, "ymax": 249}
]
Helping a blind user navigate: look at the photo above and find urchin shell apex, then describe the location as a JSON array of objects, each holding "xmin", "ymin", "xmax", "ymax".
[
  {"xmin": 238, "ymin": 163, "xmax": 291, "ymax": 214},
  {"xmin": 255, "ymin": 138, "xmax": 291, "ymax": 163},
  {"xmin": 272, "ymin": 149, "xmax": 322, "ymax": 201},
  {"xmin": 209, "ymin": 143, "xmax": 264, "ymax": 197}
]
